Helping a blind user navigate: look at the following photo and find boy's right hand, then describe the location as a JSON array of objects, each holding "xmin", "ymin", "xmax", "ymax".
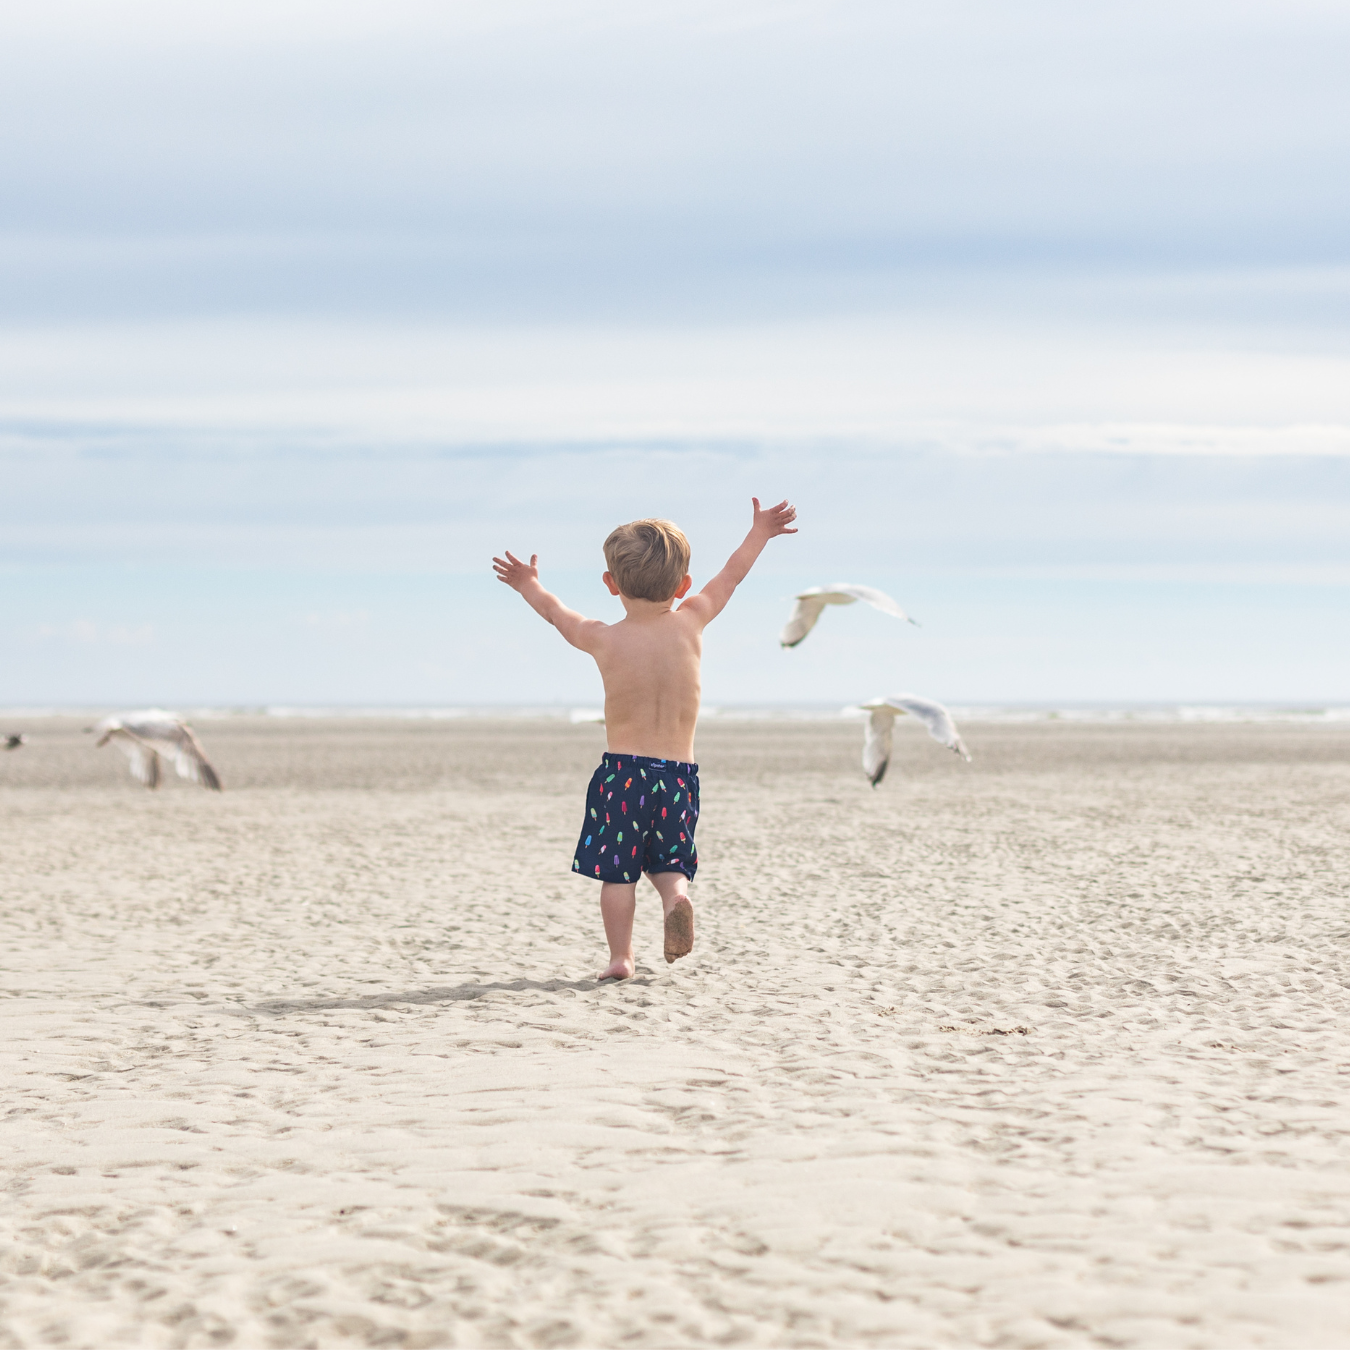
[{"xmin": 492, "ymin": 550, "xmax": 540, "ymax": 592}]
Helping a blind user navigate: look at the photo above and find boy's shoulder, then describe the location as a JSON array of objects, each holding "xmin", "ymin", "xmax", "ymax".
[
  {"xmin": 673, "ymin": 593, "xmax": 715, "ymax": 626},
  {"xmin": 600, "ymin": 607, "xmax": 704, "ymax": 648}
]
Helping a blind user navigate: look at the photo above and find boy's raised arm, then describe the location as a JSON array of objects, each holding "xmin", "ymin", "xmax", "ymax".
[
  {"xmin": 493, "ymin": 551, "xmax": 606, "ymax": 651},
  {"xmin": 680, "ymin": 497, "xmax": 798, "ymax": 626}
]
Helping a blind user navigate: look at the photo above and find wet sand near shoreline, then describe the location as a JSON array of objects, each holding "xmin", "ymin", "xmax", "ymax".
[{"xmin": 3, "ymin": 717, "xmax": 1349, "ymax": 1348}]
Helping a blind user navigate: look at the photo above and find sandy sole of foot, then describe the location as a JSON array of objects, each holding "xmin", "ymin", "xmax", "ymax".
[
  {"xmin": 2, "ymin": 716, "xmax": 1350, "ymax": 1348},
  {"xmin": 664, "ymin": 898, "xmax": 695, "ymax": 964}
]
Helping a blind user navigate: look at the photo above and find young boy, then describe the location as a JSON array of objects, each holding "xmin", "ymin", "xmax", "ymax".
[{"xmin": 492, "ymin": 497, "xmax": 798, "ymax": 980}]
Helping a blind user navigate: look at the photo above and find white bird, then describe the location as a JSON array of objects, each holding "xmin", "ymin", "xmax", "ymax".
[
  {"xmin": 780, "ymin": 584, "xmax": 915, "ymax": 647},
  {"xmin": 88, "ymin": 710, "xmax": 222, "ymax": 790},
  {"xmin": 857, "ymin": 694, "xmax": 971, "ymax": 786},
  {"xmin": 569, "ymin": 708, "xmax": 606, "ymax": 725}
]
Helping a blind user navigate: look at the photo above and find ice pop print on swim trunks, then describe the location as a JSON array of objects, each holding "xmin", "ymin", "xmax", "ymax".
[
  {"xmin": 492, "ymin": 498, "xmax": 798, "ymax": 980},
  {"xmin": 572, "ymin": 753, "xmax": 700, "ymax": 883}
]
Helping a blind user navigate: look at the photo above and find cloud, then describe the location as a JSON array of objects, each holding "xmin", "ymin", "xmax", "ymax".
[
  {"xmin": 2, "ymin": 310, "xmax": 1348, "ymax": 444},
  {"xmin": 6, "ymin": 429, "xmax": 1350, "ymax": 581},
  {"xmin": 303, "ymin": 610, "xmax": 371, "ymax": 628},
  {"xmin": 36, "ymin": 620, "xmax": 155, "ymax": 646},
  {"xmin": 1, "ymin": 1, "xmax": 1347, "ymax": 321}
]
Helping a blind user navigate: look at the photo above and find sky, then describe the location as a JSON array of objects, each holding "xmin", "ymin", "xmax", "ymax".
[{"xmin": 3, "ymin": 0, "xmax": 1349, "ymax": 707}]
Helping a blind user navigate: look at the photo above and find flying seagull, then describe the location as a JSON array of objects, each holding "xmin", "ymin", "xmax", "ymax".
[
  {"xmin": 3, "ymin": 734, "xmax": 26, "ymax": 750},
  {"xmin": 88, "ymin": 710, "xmax": 222, "ymax": 790},
  {"xmin": 857, "ymin": 695, "xmax": 971, "ymax": 787},
  {"xmin": 780, "ymin": 584, "xmax": 916, "ymax": 647}
]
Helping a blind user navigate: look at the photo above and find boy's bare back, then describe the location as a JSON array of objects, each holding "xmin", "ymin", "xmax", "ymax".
[
  {"xmin": 588, "ymin": 604, "xmax": 705, "ymax": 761},
  {"xmin": 492, "ymin": 497, "xmax": 798, "ymax": 762}
]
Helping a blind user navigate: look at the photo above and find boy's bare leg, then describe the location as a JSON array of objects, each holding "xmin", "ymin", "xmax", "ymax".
[
  {"xmin": 648, "ymin": 871, "xmax": 694, "ymax": 963},
  {"xmin": 598, "ymin": 882, "xmax": 638, "ymax": 980}
]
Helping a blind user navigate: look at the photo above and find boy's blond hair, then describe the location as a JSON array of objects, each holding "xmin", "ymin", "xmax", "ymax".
[{"xmin": 603, "ymin": 519, "xmax": 691, "ymax": 602}]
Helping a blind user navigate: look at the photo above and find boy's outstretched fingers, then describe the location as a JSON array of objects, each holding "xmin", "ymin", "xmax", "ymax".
[
  {"xmin": 492, "ymin": 552, "xmax": 541, "ymax": 588},
  {"xmin": 664, "ymin": 899, "xmax": 694, "ymax": 963},
  {"xmin": 752, "ymin": 496, "xmax": 799, "ymax": 535}
]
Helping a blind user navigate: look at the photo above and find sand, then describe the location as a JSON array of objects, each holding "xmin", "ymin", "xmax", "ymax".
[{"xmin": 2, "ymin": 715, "xmax": 1349, "ymax": 1349}]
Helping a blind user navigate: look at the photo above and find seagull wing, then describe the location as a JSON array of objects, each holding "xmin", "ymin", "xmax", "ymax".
[
  {"xmin": 780, "ymin": 593, "xmax": 832, "ymax": 647},
  {"xmin": 783, "ymin": 585, "xmax": 915, "ymax": 646},
  {"xmin": 169, "ymin": 724, "xmax": 222, "ymax": 790},
  {"xmin": 829, "ymin": 584, "xmax": 916, "ymax": 625},
  {"xmin": 880, "ymin": 694, "xmax": 971, "ymax": 760},
  {"xmin": 861, "ymin": 705, "xmax": 896, "ymax": 786},
  {"xmin": 107, "ymin": 728, "xmax": 161, "ymax": 788}
]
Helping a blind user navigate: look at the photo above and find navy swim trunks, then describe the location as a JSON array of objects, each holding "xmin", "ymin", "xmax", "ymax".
[{"xmin": 572, "ymin": 752, "xmax": 700, "ymax": 883}]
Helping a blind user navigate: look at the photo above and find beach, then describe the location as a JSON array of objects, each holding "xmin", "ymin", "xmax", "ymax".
[{"xmin": 3, "ymin": 714, "xmax": 1349, "ymax": 1348}]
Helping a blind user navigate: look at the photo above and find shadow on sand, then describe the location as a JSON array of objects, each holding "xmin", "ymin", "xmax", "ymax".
[{"xmin": 244, "ymin": 974, "xmax": 657, "ymax": 1016}]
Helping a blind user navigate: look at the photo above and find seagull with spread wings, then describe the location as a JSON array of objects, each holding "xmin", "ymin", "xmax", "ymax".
[
  {"xmin": 88, "ymin": 710, "xmax": 222, "ymax": 790},
  {"xmin": 780, "ymin": 584, "xmax": 915, "ymax": 647},
  {"xmin": 857, "ymin": 694, "xmax": 970, "ymax": 786}
]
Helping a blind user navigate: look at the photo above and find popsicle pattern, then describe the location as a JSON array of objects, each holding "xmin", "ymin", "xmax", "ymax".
[{"xmin": 572, "ymin": 752, "xmax": 700, "ymax": 883}]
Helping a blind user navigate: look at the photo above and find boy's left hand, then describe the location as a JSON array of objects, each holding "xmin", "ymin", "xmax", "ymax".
[
  {"xmin": 493, "ymin": 550, "xmax": 540, "ymax": 592},
  {"xmin": 752, "ymin": 497, "xmax": 799, "ymax": 538}
]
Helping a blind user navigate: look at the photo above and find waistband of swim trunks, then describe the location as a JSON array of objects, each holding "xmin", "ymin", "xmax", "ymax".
[{"xmin": 600, "ymin": 752, "xmax": 698, "ymax": 775}]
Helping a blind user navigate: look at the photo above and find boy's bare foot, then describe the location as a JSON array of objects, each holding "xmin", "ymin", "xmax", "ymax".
[
  {"xmin": 598, "ymin": 956, "xmax": 635, "ymax": 981},
  {"xmin": 663, "ymin": 899, "xmax": 694, "ymax": 963}
]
